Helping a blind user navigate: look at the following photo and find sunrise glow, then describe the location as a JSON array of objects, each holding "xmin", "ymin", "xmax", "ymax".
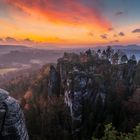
[{"xmin": 0, "ymin": 0, "xmax": 140, "ymax": 47}]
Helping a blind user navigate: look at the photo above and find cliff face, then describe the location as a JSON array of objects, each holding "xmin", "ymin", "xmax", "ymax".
[
  {"xmin": 22, "ymin": 48, "xmax": 139, "ymax": 140},
  {"xmin": 57, "ymin": 56, "xmax": 108, "ymax": 139},
  {"xmin": 63, "ymin": 71, "xmax": 106, "ymax": 139},
  {"xmin": 48, "ymin": 65, "xmax": 60, "ymax": 97},
  {"xmin": 56, "ymin": 49, "xmax": 138, "ymax": 139},
  {"xmin": 0, "ymin": 88, "xmax": 28, "ymax": 140}
]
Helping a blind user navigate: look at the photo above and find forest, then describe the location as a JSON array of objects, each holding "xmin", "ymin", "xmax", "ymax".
[{"xmin": 2, "ymin": 46, "xmax": 140, "ymax": 140}]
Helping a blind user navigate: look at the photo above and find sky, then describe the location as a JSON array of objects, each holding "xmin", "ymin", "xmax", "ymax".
[{"xmin": 0, "ymin": 0, "xmax": 140, "ymax": 47}]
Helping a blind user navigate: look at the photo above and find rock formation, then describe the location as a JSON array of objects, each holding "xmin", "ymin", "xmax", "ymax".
[
  {"xmin": 0, "ymin": 88, "xmax": 28, "ymax": 140},
  {"xmin": 56, "ymin": 49, "xmax": 137, "ymax": 139},
  {"xmin": 22, "ymin": 47, "xmax": 139, "ymax": 140}
]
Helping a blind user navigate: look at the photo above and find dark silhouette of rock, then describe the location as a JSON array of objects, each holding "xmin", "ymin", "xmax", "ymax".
[{"xmin": 48, "ymin": 65, "xmax": 60, "ymax": 96}]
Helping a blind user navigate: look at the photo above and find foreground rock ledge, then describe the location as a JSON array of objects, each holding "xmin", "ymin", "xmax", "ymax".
[{"xmin": 0, "ymin": 88, "xmax": 28, "ymax": 140}]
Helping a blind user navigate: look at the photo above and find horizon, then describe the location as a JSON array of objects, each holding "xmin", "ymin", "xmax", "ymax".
[
  {"xmin": 0, "ymin": 1, "xmax": 140, "ymax": 139},
  {"xmin": 0, "ymin": 0, "xmax": 140, "ymax": 47},
  {"xmin": 1, "ymin": 44, "xmax": 140, "ymax": 50}
]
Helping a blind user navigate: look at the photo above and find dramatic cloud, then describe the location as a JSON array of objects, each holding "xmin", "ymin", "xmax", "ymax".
[
  {"xmin": 100, "ymin": 34, "xmax": 108, "ymax": 39},
  {"xmin": 6, "ymin": 0, "xmax": 111, "ymax": 30},
  {"xmin": 119, "ymin": 32, "xmax": 125, "ymax": 36},
  {"xmin": 132, "ymin": 29, "xmax": 140, "ymax": 33},
  {"xmin": 0, "ymin": 0, "xmax": 140, "ymax": 45}
]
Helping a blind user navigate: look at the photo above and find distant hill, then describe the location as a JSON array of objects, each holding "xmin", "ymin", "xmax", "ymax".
[
  {"xmin": 113, "ymin": 44, "xmax": 140, "ymax": 50},
  {"xmin": 0, "ymin": 45, "xmax": 64, "ymax": 70},
  {"xmin": 0, "ymin": 45, "xmax": 31, "ymax": 55},
  {"xmin": 0, "ymin": 44, "xmax": 139, "ymax": 70}
]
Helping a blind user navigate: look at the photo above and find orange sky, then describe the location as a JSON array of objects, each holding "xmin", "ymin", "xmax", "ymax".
[{"xmin": 0, "ymin": 0, "xmax": 140, "ymax": 47}]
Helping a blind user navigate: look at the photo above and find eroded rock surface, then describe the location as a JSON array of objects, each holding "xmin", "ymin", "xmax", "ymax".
[{"xmin": 0, "ymin": 88, "xmax": 28, "ymax": 140}]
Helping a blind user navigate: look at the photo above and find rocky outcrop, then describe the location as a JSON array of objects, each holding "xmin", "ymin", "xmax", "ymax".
[
  {"xmin": 21, "ymin": 48, "xmax": 138, "ymax": 139},
  {"xmin": 63, "ymin": 71, "xmax": 106, "ymax": 140},
  {"xmin": 57, "ymin": 49, "xmax": 138, "ymax": 139},
  {"xmin": 0, "ymin": 88, "xmax": 28, "ymax": 140},
  {"xmin": 48, "ymin": 65, "xmax": 60, "ymax": 96}
]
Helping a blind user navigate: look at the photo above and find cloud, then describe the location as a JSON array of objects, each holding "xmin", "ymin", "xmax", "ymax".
[
  {"xmin": 88, "ymin": 32, "xmax": 94, "ymax": 37},
  {"xmin": 7, "ymin": 0, "xmax": 111, "ymax": 30},
  {"xmin": 108, "ymin": 27, "xmax": 114, "ymax": 31},
  {"xmin": 115, "ymin": 11, "xmax": 124, "ymax": 16},
  {"xmin": 113, "ymin": 40, "xmax": 119, "ymax": 42},
  {"xmin": 119, "ymin": 32, "xmax": 125, "ymax": 36},
  {"xmin": 23, "ymin": 38, "xmax": 33, "ymax": 42},
  {"xmin": 5, "ymin": 37, "xmax": 17, "ymax": 42},
  {"xmin": 110, "ymin": 40, "xmax": 119, "ymax": 43},
  {"xmin": 113, "ymin": 34, "xmax": 117, "ymax": 37},
  {"xmin": 0, "ymin": 38, "xmax": 3, "ymax": 41},
  {"xmin": 132, "ymin": 29, "xmax": 140, "ymax": 33},
  {"xmin": 4, "ymin": 37, "xmax": 35, "ymax": 44},
  {"xmin": 100, "ymin": 34, "xmax": 107, "ymax": 39},
  {"xmin": 22, "ymin": 38, "xmax": 37, "ymax": 45}
]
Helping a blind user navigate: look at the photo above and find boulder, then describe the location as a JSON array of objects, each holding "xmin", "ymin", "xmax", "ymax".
[{"xmin": 0, "ymin": 88, "xmax": 28, "ymax": 140}]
